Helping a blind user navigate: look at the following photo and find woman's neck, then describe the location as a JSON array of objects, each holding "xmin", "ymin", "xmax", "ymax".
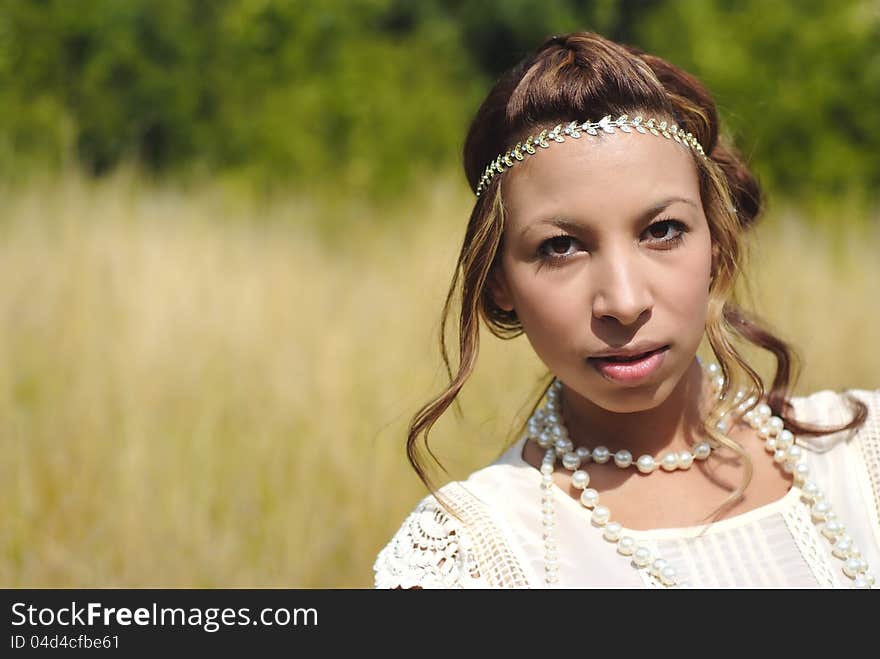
[{"xmin": 559, "ymin": 359, "xmax": 714, "ymax": 456}]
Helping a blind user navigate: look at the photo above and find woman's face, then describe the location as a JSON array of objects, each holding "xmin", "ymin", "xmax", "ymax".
[{"xmin": 492, "ymin": 128, "xmax": 713, "ymax": 413}]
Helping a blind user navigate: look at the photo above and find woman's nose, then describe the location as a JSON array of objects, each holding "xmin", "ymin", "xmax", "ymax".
[{"xmin": 591, "ymin": 252, "xmax": 653, "ymax": 326}]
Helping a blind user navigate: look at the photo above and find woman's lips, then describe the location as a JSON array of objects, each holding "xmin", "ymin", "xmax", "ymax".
[{"xmin": 588, "ymin": 346, "xmax": 669, "ymax": 384}]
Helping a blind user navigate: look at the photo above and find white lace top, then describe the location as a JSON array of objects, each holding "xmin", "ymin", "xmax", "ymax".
[{"xmin": 374, "ymin": 389, "xmax": 880, "ymax": 588}]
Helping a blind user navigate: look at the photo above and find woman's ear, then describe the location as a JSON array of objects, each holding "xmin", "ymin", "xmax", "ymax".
[{"xmin": 488, "ymin": 267, "xmax": 515, "ymax": 312}]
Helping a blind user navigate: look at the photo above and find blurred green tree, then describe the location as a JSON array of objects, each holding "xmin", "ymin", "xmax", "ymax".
[
  {"xmin": 0, "ymin": 0, "xmax": 876, "ymax": 206},
  {"xmin": 634, "ymin": 0, "xmax": 880, "ymax": 207}
]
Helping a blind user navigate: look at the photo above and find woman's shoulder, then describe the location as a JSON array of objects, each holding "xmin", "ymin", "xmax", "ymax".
[
  {"xmin": 373, "ymin": 471, "xmax": 532, "ymax": 589},
  {"xmin": 372, "ymin": 482, "xmax": 487, "ymax": 589},
  {"xmin": 789, "ymin": 386, "xmax": 879, "ymax": 424},
  {"xmin": 789, "ymin": 386, "xmax": 879, "ymax": 452}
]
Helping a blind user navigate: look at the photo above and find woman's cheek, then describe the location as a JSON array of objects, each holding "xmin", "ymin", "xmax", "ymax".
[
  {"xmin": 665, "ymin": 246, "xmax": 712, "ymax": 314},
  {"xmin": 520, "ymin": 292, "xmax": 582, "ymax": 351}
]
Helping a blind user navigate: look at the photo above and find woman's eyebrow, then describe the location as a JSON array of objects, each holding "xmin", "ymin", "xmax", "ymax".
[
  {"xmin": 519, "ymin": 196, "xmax": 698, "ymax": 239},
  {"xmin": 642, "ymin": 195, "xmax": 698, "ymax": 218}
]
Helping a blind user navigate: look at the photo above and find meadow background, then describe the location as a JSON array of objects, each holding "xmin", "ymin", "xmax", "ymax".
[{"xmin": 1, "ymin": 1, "xmax": 878, "ymax": 587}]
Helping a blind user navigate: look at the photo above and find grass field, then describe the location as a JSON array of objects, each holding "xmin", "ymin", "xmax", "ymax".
[{"xmin": 1, "ymin": 172, "xmax": 877, "ymax": 587}]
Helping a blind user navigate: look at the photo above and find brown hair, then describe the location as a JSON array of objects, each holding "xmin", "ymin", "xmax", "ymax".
[{"xmin": 407, "ymin": 31, "xmax": 867, "ymax": 520}]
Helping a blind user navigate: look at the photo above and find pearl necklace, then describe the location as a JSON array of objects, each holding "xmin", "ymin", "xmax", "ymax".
[{"xmin": 532, "ymin": 366, "xmax": 875, "ymax": 589}]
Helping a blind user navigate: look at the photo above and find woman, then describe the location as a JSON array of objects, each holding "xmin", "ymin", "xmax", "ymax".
[{"xmin": 373, "ymin": 31, "xmax": 877, "ymax": 588}]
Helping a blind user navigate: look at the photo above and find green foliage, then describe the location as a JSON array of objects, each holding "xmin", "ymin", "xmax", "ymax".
[
  {"xmin": 0, "ymin": 0, "xmax": 484, "ymax": 197},
  {"xmin": 634, "ymin": 0, "xmax": 880, "ymax": 206},
  {"xmin": 0, "ymin": 0, "xmax": 877, "ymax": 204}
]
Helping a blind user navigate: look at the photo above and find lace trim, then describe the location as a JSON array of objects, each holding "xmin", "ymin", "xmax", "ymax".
[
  {"xmin": 852, "ymin": 391, "xmax": 880, "ymax": 546},
  {"xmin": 373, "ymin": 483, "xmax": 531, "ymax": 588},
  {"xmin": 781, "ymin": 496, "xmax": 839, "ymax": 588},
  {"xmin": 443, "ymin": 482, "xmax": 531, "ymax": 588},
  {"xmin": 373, "ymin": 495, "xmax": 486, "ymax": 589}
]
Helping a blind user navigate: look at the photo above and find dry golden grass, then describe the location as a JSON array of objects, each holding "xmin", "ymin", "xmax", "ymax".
[{"xmin": 0, "ymin": 172, "xmax": 877, "ymax": 587}]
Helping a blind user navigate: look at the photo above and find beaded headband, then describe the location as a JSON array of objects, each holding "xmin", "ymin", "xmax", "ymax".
[{"xmin": 474, "ymin": 114, "xmax": 707, "ymax": 197}]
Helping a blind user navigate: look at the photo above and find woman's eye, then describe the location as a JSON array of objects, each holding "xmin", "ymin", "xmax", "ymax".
[
  {"xmin": 644, "ymin": 219, "xmax": 686, "ymax": 244},
  {"xmin": 538, "ymin": 235, "xmax": 579, "ymax": 261}
]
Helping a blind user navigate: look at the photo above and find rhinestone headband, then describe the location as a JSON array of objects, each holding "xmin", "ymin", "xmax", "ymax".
[{"xmin": 474, "ymin": 114, "xmax": 707, "ymax": 197}]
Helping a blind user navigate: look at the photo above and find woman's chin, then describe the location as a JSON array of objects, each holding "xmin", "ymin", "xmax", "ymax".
[
  {"xmin": 593, "ymin": 393, "xmax": 668, "ymax": 415},
  {"xmin": 573, "ymin": 373, "xmax": 679, "ymax": 414}
]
